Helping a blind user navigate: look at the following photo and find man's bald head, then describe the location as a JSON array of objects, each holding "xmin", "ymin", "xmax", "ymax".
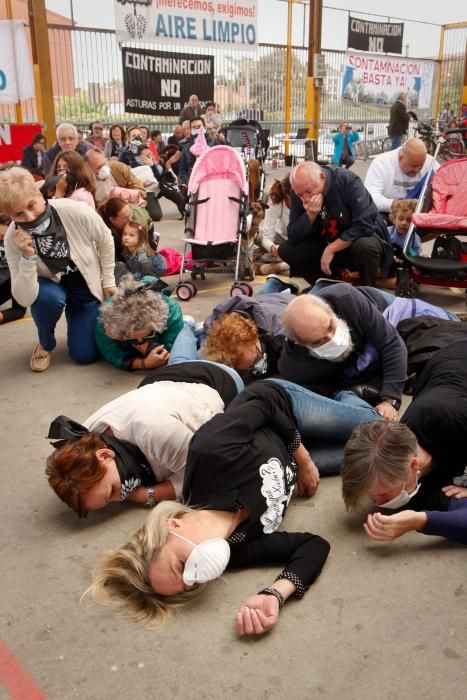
[
  {"xmin": 290, "ymin": 162, "xmax": 326, "ymax": 204},
  {"xmin": 398, "ymin": 138, "xmax": 428, "ymax": 177},
  {"xmin": 283, "ymin": 294, "xmax": 336, "ymax": 346}
]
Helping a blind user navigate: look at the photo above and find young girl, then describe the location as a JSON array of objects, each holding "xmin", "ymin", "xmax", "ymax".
[
  {"xmin": 388, "ymin": 198, "xmax": 421, "ymax": 261},
  {"xmin": 121, "ymin": 219, "xmax": 167, "ymax": 280}
]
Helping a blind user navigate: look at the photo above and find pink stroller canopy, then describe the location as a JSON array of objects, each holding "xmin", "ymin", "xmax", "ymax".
[
  {"xmin": 413, "ymin": 158, "xmax": 467, "ymax": 230},
  {"xmin": 188, "ymin": 145, "xmax": 248, "ymax": 195}
]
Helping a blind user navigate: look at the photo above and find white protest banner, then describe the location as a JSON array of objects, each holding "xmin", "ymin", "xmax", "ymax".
[
  {"xmin": 341, "ymin": 53, "xmax": 435, "ymax": 110},
  {"xmin": 0, "ymin": 21, "xmax": 35, "ymax": 104},
  {"xmin": 114, "ymin": 0, "xmax": 257, "ymax": 50}
]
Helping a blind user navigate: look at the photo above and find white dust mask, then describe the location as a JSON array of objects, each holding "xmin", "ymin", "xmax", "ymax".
[
  {"xmin": 308, "ymin": 318, "xmax": 352, "ymax": 361},
  {"xmin": 375, "ymin": 472, "xmax": 421, "ymax": 510},
  {"xmin": 98, "ymin": 164, "xmax": 111, "ymax": 180},
  {"xmin": 170, "ymin": 531, "xmax": 230, "ymax": 585}
]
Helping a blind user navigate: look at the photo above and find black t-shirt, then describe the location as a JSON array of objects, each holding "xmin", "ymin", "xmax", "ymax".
[
  {"xmin": 181, "ymin": 381, "xmax": 330, "ymax": 596},
  {"xmin": 402, "ymin": 340, "xmax": 467, "ymax": 505},
  {"xmin": 138, "ymin": 361, "xmax": 238, "ymax": 408}
]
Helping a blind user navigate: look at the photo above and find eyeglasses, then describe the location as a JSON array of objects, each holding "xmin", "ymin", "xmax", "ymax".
[
  {"xmin": 241, "ymin": 342, "xmax": 264, "ymax": 375},
  {"xmin": 123, "ymin": 331, "xmax": 156, "ymax": 345}
]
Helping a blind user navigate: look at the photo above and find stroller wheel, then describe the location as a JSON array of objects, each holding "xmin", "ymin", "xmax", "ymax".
[
  {"xmin": 176, "ymin": 283, "xmax": 194, "ymax": 301},
  {"xmin": 240, "ymin": 283, "xmax": 254, "ymax": 296},
  {"xmin": 200, "ymin": 269, "xmax": 207, "ymax": 280},
  {"xmin": 185, "ymin": 281, "xmax": 197, "ymax": 297},
  {"xmin": 190, "ymin": 271, "xmax": 198, "ymax": 281}
]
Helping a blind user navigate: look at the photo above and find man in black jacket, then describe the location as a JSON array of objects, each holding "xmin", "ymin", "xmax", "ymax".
[
  {"xmin": 278, "ymin": 162, "xmax": 393, "ymax": 287},
  {"xmin": 388, "ymin": 92, "xmax": 417, "ymax": 150},
  {"xmin": 278, "ymin": 283, "xmax": 407, "ymax": 422},
  {"xmin": 21, "ymin": 133, "xmax": 46, "ymax": 179}
]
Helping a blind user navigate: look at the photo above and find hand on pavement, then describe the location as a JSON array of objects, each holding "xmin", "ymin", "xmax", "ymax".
[{"xmin": 235, "ymin": 595, "xmax": 279, "ymax": 636}]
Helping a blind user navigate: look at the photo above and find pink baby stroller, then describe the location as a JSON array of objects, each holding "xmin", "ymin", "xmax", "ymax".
[
  {"xmin": 176, "ymin": 146, "xmax": 254, "ymax": 301},
  {"xmin": 396, "ymin": 152, "xmax": 467, "ymax": 299}
]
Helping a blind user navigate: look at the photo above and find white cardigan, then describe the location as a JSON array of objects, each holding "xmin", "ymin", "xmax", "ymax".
[
  {"xmin": 84, "ymin": 381, "xmax": 225, "ymax": 498},
  {"xmin": 258, "ymin": 199, "xmax": 290, "ymax": 253},
  {"xmin": 5, "ymin": 198, "xmax": 115, "ymax": 307}
]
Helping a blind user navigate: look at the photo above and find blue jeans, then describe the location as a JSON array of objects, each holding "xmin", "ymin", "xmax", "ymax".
[
  {"xmin": 30, "ymin": 278, "xmax": 100, "ymax": 363},
  {"xmin": 391, "ymin": 134, "xmax": 402, "ymax": 150},
  {"xmin": 267, "ymin": 378, "xmax": 382, "ymax": 475},
  {"xmin": 168, "ymin": 323, "xmax": 245, "ymax": 394},
  {"xmin": 258, "ymin": 279, "xmax": 294, "ymax": 295}
]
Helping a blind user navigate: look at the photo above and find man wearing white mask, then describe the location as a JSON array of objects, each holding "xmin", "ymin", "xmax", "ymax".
[
  {"xmin": 85, "ymin": 148, "xmax": 146, "ymax": 207},
  {"xmin": 341, "ymin": 340, "xmax": 467, "ymax": 546},
  {"xmin": 279, "ymin": 283, "xmax": 407, "ymax": 422}
]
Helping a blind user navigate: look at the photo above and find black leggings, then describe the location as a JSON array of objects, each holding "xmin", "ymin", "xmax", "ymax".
[
  {"xmin": 157, "ymin": 183, "xmax": 186, "ymax": 216},
  {"xmin": 278, "ymin": 235, "xmax": 383, "ymax": 286},
  {"xmin": 0, "ymin": 278, "xmax": 26, "ymax": 323}
]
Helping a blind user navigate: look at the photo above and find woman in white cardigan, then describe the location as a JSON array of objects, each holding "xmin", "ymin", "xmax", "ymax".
[
  {"xmin": 0, "ymin": 168, "xmax": 116, "ymax": 372},
  {"xmin": 256, "ymin": 175, "xmax": 291, "ymax": 275}
]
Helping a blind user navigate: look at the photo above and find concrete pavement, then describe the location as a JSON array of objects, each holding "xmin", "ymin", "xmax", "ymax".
[{"xmin": 1, "ymin": 159, "xmax": 466, "ymax": 700}]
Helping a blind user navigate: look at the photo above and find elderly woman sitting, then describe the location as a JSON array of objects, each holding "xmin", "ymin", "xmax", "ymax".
[
  {"xmin": 0, "ymin": 167, "xmax": 115, "ymax": 371},
  {"xmin": 95, "ymin": 275, "xmax": 183, "ymax": 371}
]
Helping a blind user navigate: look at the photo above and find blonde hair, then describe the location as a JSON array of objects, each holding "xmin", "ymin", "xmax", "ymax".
[
  {"xmin": 0, "ymin": 167, "xmax": 40, "ymax": 217},
  {"xmin": 389, "ymin": 198, "xmax": 417, "ymax": 223},
  {"xmin": 85, "ymin": 501, "xmax": 207, "ymax": 628},
  {"xmin": 204, "ymin": 312, "xmax": 259, "ymax": 368}
]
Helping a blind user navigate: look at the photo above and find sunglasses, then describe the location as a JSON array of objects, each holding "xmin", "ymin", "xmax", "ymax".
[{"xmin": 123, "ymin": 331, "xmax": 156, "ymax": 345}]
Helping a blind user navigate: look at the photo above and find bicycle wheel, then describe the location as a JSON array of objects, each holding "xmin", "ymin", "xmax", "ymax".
[
  {"xmin": 381, "ymin": 137, "xmax": 392, "ymax": 152},
  {"xmin": 445, "ymin": 140, "xmax": 465, "ymax": 159},
  {"xmin": 421, "ymin": 138, "xmax": 436, "ymax": 156}
]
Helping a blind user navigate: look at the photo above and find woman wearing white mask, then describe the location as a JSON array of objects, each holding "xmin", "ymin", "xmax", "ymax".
[
  {"xmin": 87, "ymin": 380, "xmax": 330, "ymax": 635},
  {"xmin": 341, "ymin": 340, "xmax": 467, "ymax": 546}
]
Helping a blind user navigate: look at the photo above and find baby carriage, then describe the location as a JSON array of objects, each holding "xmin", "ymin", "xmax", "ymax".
[
  {"xmin": 175, "ymin": 145, "xmax": 255, "ymax": 301},
  {"xmin": 223, "ymin": 119, "xmax": 269, "ymax": 201},
  {"xmin": 396, "ymin": 149, "xmax": 467, "ymax": 300}
]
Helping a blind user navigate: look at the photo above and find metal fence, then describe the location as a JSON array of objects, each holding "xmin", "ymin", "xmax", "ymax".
[{"xmin": 0, "ymin": 21, "xmax": 443, "ymax": 125}]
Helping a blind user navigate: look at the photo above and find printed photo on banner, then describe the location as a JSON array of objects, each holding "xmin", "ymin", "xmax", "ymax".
[
  {"xmin": 122, "ymin": 47, "xmax": 214, "ymax": 116},
  {"xmin": 341, "ymin": 53, "xmax": 435, "ymax": 109},
  {"xmin": 114, "ymin": 0, "xmax": 257, "ymax": 50}
]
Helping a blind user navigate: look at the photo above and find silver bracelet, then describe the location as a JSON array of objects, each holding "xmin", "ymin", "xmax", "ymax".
[
  {"xmin": 22, "ymin": 254, "xmax": 38, "ymax": 262},
  {"xmin": 257, "ymin": 587, "xmax": 285, "ymax": 608},
  {"xmin": 145, "ymin": 487, "xmax": 156, "ymax": 508}
]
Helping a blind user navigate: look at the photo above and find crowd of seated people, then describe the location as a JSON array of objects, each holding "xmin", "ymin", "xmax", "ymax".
[{"xmin": 1, "ymin": 124, "xmax": 466, "ymax": 641}]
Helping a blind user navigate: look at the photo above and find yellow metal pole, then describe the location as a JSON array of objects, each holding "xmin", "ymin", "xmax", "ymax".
[
  {"xmin": 28, "ymin": 0, "xmax": 56, "ymax": 145},
  {"xmin": 5, "ymin": 0, "xmax": 23, "ymax": 124},
  {"xmin": 284, "ymin": 0, "xmax": 293, "ymax": 159},
  {"xmin": 434, "ymin": 25, "xmax": 445, "ymax": 124},
  {"xmin": 305, "ymin": 0, "xmax": 322, "ymax": 142}
]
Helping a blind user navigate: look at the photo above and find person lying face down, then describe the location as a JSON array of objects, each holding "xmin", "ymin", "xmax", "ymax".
[
  {"xmin": 45, "ymin": 361, "xmax": 239, "ymax": 516},
  {"xmin": 341, "ymin": 340, "xmax": 467, "ymax": 546},
  {"xmin": 86, "ymin": 380, "xmax": 331, "ymax": 636},
  {"xmin": 278, "ymin": 284, "xmax": 408, "ymax": 422},
  {"xmin": 202, "ymin": 292, "xmax": 293, "ymax": 380}
]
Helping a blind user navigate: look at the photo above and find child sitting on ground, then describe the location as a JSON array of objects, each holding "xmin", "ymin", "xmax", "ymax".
[
  {"xmin": 388, "ymin": 198, "xmax": 421, "ymax": 262},
  {"xmin": 120, "ymin": 219, "xmax": 167, "ymax": 281}
]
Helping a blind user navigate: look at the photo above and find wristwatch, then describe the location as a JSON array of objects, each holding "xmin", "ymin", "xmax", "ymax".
[
  {"xmin": 22, "ymin": 254, "xmax": 38, "ymax": 262},
  {"xmin": 145, "ymin": 487, "xmax": 157, "ymax": 508},
  {"xmin": 380, "ymin": 397, "xmax": 401, "ymax": 411},
  {"xmin": 257, "ymin": 587, "xmax": 285, "ymax": 608}
]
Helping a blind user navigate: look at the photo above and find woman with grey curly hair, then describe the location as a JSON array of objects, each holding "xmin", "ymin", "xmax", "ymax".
[{"xmin": 95, "ymin": 274, "xmax": 184, "ymax": 370}]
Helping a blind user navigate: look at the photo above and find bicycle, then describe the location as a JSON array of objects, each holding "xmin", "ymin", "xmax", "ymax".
[{"xmin": 415, "ymin": 121, "xmax": 465, "ymax": 160}]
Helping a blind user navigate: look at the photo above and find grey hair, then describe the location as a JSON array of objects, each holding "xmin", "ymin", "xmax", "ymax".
[
  {"xmin": 56, "ymin": 123, "xmax": 78, "ymax": 139},
  {"xmin": 84, "ymin": 501, "xmax": 207, "ymax": 628},
  {"xmin": 341, "ymin": 422, "xmax": 418, "ymax": 511},
  {"xmin": 100, "ymin": 275, "xmax": 170, "ymax": 339},
  {"xmin": 282, "ymin": 293, "xmax": 335, "ymax": 342},
  {"xmin": 290, "ymin": 161, "xmax": 322, "ymax": 189}
]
